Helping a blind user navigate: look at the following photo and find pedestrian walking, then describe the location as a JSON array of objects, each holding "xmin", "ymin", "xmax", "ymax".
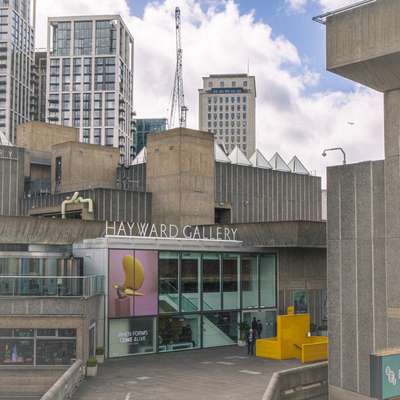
[
  {"xmin": 251, "ymin": 317, "xmax": 257, "ymax": 331},
  {"xmin": 246, "ymin": 328, "xmax": 256, "ymax": 356},
  {"xmin": 256, "ymin": 319, "xmax": 262, "ymax": 338}
]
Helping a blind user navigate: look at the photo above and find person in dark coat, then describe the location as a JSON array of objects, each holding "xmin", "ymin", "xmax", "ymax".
[
  {"xmin": 256, "ymin": 320, "xmax": 263, "ymax": 338},
  {"xmin": 251, "ymin": 317, "xmax": 258, "ymax": 331},
  {"xmin": 246, "ymin": 328, "xmax": 256, "ymax": 356}
]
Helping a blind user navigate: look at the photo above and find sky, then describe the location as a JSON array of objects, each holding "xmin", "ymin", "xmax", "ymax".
[{"xmin": 36, "ymin": 0, "xmax": 384, "ymax": 187}]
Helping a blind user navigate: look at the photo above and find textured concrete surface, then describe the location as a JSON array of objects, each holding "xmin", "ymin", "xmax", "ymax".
[
  {"xmin": 146, "ymin": 128, "xmax": 215, "ymax": 227},
  {"xmin": 73, "ymin": 346, "xmax": 300, "ymax": 400}
]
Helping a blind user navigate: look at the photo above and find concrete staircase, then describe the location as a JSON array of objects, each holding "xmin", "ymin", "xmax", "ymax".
[{"xmin": 0, "ymin": 369, "xmax": 64, "ymax": 398}]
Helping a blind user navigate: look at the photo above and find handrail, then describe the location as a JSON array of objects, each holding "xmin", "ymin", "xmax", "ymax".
[
  {"xmin": 0, "ymin": 275, "xmax": 104, "ymax": 297},
  {"xmin": 313, "ymin": 0, "xmax": 376, "ymax": 24},
  {"xmin": 41, "ymin": 360, "xmax": 84, "ymax": 400}
]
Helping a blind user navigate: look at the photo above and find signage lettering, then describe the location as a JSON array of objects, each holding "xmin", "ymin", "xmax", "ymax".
[{"xmin": 105, "ymin": 220, "xmax": 238, "ymax": 241}]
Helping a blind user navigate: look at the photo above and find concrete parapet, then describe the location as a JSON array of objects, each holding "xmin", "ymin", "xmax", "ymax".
[
  {"xmin": 326, "ymin": 0, "xmax": 400, "ymax": 91},
  {"xmin": 41, "ymin": 360, "xmax": 84, "ymax": 400},
  {"xmin": 0, "ymin": 367, "xmax": 65, "ymax": 396},
  {"xmin": 262, "ymin": 361, "xmax": 328, "ymax": 400}
]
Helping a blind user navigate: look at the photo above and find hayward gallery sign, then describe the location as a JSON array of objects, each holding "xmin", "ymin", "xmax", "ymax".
[{"xmin": 105, "ymin": 221, "xmax": 239, "ymax": 241}]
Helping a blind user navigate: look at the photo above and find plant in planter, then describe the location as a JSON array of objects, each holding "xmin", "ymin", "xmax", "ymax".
[
  {"xmin": 237, "ymin": 321, "xmax": 250, "ymax": 346},
  {"xmin": 95, "ymin": 347, "xmax": 105, "ymax": 364},
  {"xmin": 86, "ymin": 357, "xmax": 98, "ymax": 377}
]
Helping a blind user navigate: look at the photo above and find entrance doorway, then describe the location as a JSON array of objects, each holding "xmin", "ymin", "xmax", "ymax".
[{"xmin": 242, "ymin": 310, "xmax": 276, "ymax": 339}]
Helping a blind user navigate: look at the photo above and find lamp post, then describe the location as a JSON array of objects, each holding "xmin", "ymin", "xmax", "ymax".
[{"xmin": 322, "ymin": 147, "xmax": 347, "ymax": 165}]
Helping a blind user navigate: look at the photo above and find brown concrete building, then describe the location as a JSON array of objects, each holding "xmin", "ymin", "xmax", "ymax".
[
  {"xmin": 147, "ymin": 128, "xmax": 215, "ymax": 226},
  {"xmin": 51, "ymin": 142, "xmax": 119, "ymax": 193}
]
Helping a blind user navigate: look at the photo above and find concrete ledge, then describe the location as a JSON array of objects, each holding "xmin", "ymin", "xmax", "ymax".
[
  {"xmin": 41, "ymin": 360, "xmax": 84, "ymax": 400},
  {"xmin": 262, "ymin": 361, "xmax": 328, "ymax": 400}
]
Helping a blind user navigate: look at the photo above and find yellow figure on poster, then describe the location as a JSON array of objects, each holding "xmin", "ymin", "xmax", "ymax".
[{"xmin": 113, "ymin": 255, "xmax": 145, "ymax": 298}]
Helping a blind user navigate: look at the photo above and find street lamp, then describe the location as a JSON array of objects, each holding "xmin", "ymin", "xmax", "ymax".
[{"xmin": 322, "ymin": 147, "xmax": 347, "ymax": 165}]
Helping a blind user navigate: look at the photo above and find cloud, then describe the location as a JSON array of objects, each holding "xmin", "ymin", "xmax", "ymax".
[
  {"xmin": 36, "ymin": 0, "xmax": 384, "ymax": 186},
  {"xmin": 285, "ymin": 0, "xmax": 308, "ymax": 12}
]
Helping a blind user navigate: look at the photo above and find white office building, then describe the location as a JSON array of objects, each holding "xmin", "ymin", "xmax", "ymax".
[
  {"xmin": 199, "ymin": 74, "xmax": 256, "ymax": 157},
  {"xmin": 46, "ymin": 15, "xmax": 135, "ymax": 164},
  {"xmin": 0, "ymin": 0, "xmax": 34, "ymax": 143}
]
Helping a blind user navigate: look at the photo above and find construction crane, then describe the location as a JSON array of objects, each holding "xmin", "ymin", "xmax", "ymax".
[{"xmin": 169, "ymin": 7, "xmax": 188, "ymax": 128}]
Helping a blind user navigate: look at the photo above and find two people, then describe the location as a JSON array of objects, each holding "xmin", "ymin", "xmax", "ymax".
[{"xmin": 247, "ymin": 318, "xmax": 263, "ymax": 356}]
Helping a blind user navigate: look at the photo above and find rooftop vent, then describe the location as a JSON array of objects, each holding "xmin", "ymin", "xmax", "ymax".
[
  {"xmin": 228, "ymin": 145, "xmax": 251, "ymax": 166},
  {"xmin": 250, "ymin": 150, "xmax": 272, "ymax": 169},
  {"xmin": 288, "ymin": 156, "xmax": 309, "ymax": 175},
  {"xmin": 269, "ymin": 152, "xmax": 291, "ymax": 172},
  {"xmin": 131, "ymin": 146, "xmax": 147, "ymax": 165}
]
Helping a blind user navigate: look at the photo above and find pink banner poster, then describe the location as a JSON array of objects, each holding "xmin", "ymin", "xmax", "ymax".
[{"xmin": 108, "ymin": 249, "xmax": 158, "ymax": 318}]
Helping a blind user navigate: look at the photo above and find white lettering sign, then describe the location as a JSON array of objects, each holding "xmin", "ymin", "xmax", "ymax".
[{"xmin": 105, "ymin": 221, "xmax": 239, "ymax": 241}]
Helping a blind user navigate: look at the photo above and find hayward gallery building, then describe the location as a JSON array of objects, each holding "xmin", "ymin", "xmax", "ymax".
[{"xmin": 0, "ymin": 123, "xmax": 326, "ymax": 365}]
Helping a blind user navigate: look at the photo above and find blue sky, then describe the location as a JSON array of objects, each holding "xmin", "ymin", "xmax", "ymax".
[{"xmin": 127, "ymin": 0, "xmax": 355, "ymax": 94}]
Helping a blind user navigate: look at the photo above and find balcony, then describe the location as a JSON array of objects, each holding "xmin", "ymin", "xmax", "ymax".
[{"xmin": 0, "ymin": 275, "xmax": 104, "ymax": 298}]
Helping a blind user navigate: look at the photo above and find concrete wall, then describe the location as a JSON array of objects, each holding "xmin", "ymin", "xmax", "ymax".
[
  {"xmin": 0, "ymin": 145, "xmax": 24, "ymax": 216},
  {"xmin": 278, "ymin": 247, "xmax": 326, "ymax": 327},
  {"xmin": 118, "ymin": 162, "xmax": 322, "ymax": 224},
  {"xmin": 326, "ymin": 0, "xmax": 400, "ymax": 92},
  {"xmin": 215, "ymin": 162, "xmax": 322, "ymax": 223},
  {"xmin": 0, "ymin": 295, "xmax": 103, "ymax": 364},
  {"xmin": 22, "ymin": 188, "xmax": 152, "ymax": 222},
  {"xmin": 16, "ymin": 122, "xmax": 79, "ymax": 153},
  {"xmin": 327, "ymin": 160, "xmax": 387, "ymax": 398},
  {"xmin": 146, "ymin": 128, "xmax": 215, "ymax": 226},
  {"xmin": 51, "ymin": 142, "xmax": 119, "ymax": 193}
]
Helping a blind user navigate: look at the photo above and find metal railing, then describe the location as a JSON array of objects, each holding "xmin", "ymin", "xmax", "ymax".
[
  {"xmin": 41, "ymin": 360, "xmax": 84, "ymax": 400},
  {"xmin": 262, "ymin": 361, "xmax": 328, "ymax": 400},
  {"xmin": 0, "ymin": 275, "xmax": 104, "ymax": 297},
  {"xmin": 313, "ymin": 0, "xmax": 376, "ymax": 24}
]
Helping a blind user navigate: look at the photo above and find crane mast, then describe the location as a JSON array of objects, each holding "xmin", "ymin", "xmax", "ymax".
[{"xmin": 169, "ymin": 7, "xmax": 188, "ymax": 128}]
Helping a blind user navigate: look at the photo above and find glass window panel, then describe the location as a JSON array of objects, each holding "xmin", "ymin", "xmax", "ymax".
[
  {"xmin": 158, "ymin": 314, "xmax": 200, "ymax": 352},
  {"xmin": 181, "ymin": 253, "xmax": 200, "ymax": 312},
  {"xmin": 0, "ymin": 339, "xmax": 33, "ymax": 365},
  {"xmin": 58, "ymin": 329, "xmax": 76, "ymax": 337},
  {"xmin": 37, "ymin": 329, "xmax": 56, "ymax": 337},
  {"xmin": 36, "ymin": 339, "xmax": 76, "ymax": 365},
  {"xmin": 158, "ymin": 252, "xmax": 179, "ymax": 313},
  {"xmin": 260, "ymin": 255, "xmax": 276, "ymax": 308},
  {"xmin": 241, "ymin": 256, "xmax": 258, "ymax": 308},
  {"xmin": 202, "ymin": 253, "xmax": 221, "ymax": 311},
  {"xmin": 222, "ymin": 255, "xmax": 239, "ymax": 310},
  {"xmin": 14, "ymin": 329, "xmax": 33, "ymax": 337},
  {"xmin": 109, "ymin": 317, "xmax": 156, "ymax": 357},
  {"xmin": 202, "ymin": 311, "xmax": 238, "ymax": 348},
  {"xmin": 0, "ymin": 329, "xmax": 13, "ymax": 337}
]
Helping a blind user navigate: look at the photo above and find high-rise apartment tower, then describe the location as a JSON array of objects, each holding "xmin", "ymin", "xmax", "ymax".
[
  {"xmin": 199, "ymin": 74, "xmax": 256, "ymax": 157},
  {"xmin": 0, "ymin": 0, "xmax": 34, "ymax": 143},
  {"xmin": 46, "ymin": 15, "xmax": 134, "ymax": 164}
]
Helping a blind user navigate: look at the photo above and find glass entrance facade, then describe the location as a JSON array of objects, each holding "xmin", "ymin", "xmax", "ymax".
[{"xmin": 108, "ymin": 250, "xmax": 276, "ymax": 357}]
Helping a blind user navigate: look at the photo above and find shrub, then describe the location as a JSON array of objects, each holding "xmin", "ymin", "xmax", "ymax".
[
  {"xmin": 95, "ymin": 347, "xmax": 104, "ymax": 356},
  {"xmin": 86, "ymin": 357, "xmax": 97, "ymax": 367}
]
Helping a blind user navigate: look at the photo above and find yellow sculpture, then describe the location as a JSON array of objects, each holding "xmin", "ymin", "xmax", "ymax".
[
  {"xmin": 256, "ymin": 312, "xmax": 328, "ymax": 363},
  {"xmin": 113, "ymin": 255, "xmax": 145, "ymax": 298}
]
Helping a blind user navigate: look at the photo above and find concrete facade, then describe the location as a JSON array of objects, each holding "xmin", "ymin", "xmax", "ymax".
[
  {"xmin": 215, "ymin": 162, "xmax": 321, "ymax": 223},
  {"xmin": 22, "ymin": 188, "xmax": 152, "ymax": 222},
  {"xmin": 17, "ymin": 122, "xmax": 79, "ymax": 154},
  {"xmin": 323, "ymin": 0, "xmax": 400, "ymax": 397},
  {"xmin": 117, "ymin": 161, "xmax": 322, "ymax": 224},
  {"xmin": 146, "ymin": 128, "xmax": 215, "ymax": 226},
  {"xmin": 51, "ymin": 141, "xmax": 119, "ymax": 193}
]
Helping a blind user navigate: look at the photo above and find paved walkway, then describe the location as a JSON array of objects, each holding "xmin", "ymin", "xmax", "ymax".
[{"xmin": 73, "ymin": 346, "xmax": 300, "ymax": 400}]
